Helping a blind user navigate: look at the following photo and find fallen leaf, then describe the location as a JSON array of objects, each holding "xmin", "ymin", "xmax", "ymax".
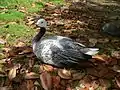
[
  {"xmin": 14, "ymin": 41, "xmax": 25, "ymax": 47},
  {"xmin": 91, "ymin": 80, "xmax": 99, "ymax": 89},
  {"xmin": 66, "ymin": 87, "xmax": 72, "ymax": 90},
  {"xmin": 92, "ymin": 55, "xmax": 110, "ymax": 62},
  {"xmin": 98, "ymin": 67, "xmax": 109, "ymax": 77},
  {"xmin": 40, "ymin": 72, "xmax": 52, "ymax": 90},
  {"xmin": 29, "ymin": 59, "xmax": 34, "ymax": 68},
  {"xmin": 109, "ymin": 59, "xmax": 117, "ymax": 65},
  {"xmin": 26, "ymin": 80, "xmax": 34, "ymax": 90},
  {"xmin": 111, "ymin": 51, "xmax": 120, "ymax": 59},
  {"xmin": 19, "ymin": 46, "xmax": 33, "ymax": 54},
  {"xmin": 39, "ymin": 65, "xmax": 45, "ymax": 73},
  {"xmin": 86, "ymin": 68, "xmax": 99, "ymax": 77},
  {"xmin": 58, "ymin": 69, "xmax": 72, "ymax": 79},
  {"xmin": 43, "ymin": 64, "xmax": 54, "ymax": 72},
  {"xmin": 98, "ymin": 38, "xmax": 109, "ymax": 43},
  {"xmin": 52, "ymin": 76, "xmax": 60, "ymax": 88},
  {"xmin": 89, "ymin": 87, "xmax": 94, "ymax": 90},
  {"xmin": 89, "ymin": 38, "xmax": 97, "ymax": 46},
  {"xmin": 115, "ymin": 77, "xmax": 120, "ymax": 88},
  {"xmin": 25, "ymin": 72, "xmax": 39, "ymax": 79},
  {"xmin": 18, "ymin": 7, "xmax": 27, "ymax": 13},
  {"xmin": 34, "ymin": 81, "xmax": 40, "ymax": 86},
  {"xmin": 45, "ymin": 2, "xmax": 56, "ymax": 7},
  {"xmin": 8, "ymin": 67, "xmax": 17, "ymax": 80},
  {"xmin": 112, "ymin": 65, "xmax": 120, "ymax": 73},
  {"xmin": 0, "ymin": 59, "xmax": 6, "ymax": 64},
  {"xmin": 0, "ymin": 87, "xmax": 10, "ymax": 90},
  {"xmin": 32, "ymin": 3, "xmax": 36, "ymax": 7},
  {"xmin": 103, "ymin": 70, "xmax": 116, "ymax": 79},
  {"xmin": 72, "ymin": 69, "xmax": 86, "ymax": 80},
  {"xmin": 5, "ymin": 34, "xmax": 10, "ymax": 40},
  {"xmin": 0, "ymin": 38, "xmax": 6, "ymax": 44},
  {"xmin": 2, "ymin": 47, "xmax": 11, "ymax": 53},
  {"xmin": 26, "ymin": 21, "xmax": 34, "ymax": 25},
  {"xmin": 99, "ymin": 79, "xmax": 111, "ymax": 89},
  {"xmin": 63, "ymin": 30, "xmax": 72, "ymax": 34}
]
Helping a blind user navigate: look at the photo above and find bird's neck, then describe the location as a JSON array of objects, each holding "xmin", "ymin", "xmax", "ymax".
[{"xmin": 33, "ymin": 27, "xmax": 46, "ymax": 43}]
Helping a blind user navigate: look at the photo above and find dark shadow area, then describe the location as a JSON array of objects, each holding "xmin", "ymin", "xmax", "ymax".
[{"xmin": 59, "ymin": 0, "xmax": 120, "ymax": 50}]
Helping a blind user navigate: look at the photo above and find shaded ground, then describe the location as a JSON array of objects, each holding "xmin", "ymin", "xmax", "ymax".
[{"xmin": 0, "ymin": 0, "xmax": 120, "ymax": 90}]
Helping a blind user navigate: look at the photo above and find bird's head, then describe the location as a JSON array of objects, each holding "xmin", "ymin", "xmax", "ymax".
[{"xmin": 36, "ymin": 19, "xmax": 47, "ymax": 28}]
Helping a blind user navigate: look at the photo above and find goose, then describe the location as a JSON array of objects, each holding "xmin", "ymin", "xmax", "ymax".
[{"xmin": 32, "ymin": 19, "xmax": 99, "ymax": 69}]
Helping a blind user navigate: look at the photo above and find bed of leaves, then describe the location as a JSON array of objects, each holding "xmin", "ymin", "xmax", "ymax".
[{"xmin": 0, "ymin": 0, "xmax": 120, "ymax": 90}]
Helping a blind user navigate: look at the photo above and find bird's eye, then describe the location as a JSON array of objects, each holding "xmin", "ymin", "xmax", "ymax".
[{"xmin": 41, "ymin": 22, "xmax": 43, "ymax": 23}]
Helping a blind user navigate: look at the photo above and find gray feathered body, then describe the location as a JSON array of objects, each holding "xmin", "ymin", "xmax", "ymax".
[{"xmin": 33, "ymin": 35, "xmax": 99, "ymax": 68}]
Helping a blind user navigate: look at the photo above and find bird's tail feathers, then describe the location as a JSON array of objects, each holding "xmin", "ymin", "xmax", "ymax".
[
  {"xmin": 85, "ymin": 48, "xmax": 99, "ymax": 55},
  {"xmin": 81, "ymin": 48, "xmax": 99, "ymax": 56}
]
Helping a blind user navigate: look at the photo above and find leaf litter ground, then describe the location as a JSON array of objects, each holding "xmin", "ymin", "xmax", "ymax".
[{"xmin": 1, "ymin": 1, "xmax": 120, "ymax": 90}]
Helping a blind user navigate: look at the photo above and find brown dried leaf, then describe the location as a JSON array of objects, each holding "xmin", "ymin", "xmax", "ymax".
[
  {"xmin": 115, "ymin": 77, "xmax": 120, "ymax": 88},
  {"xmin": 40, "ymin": 72, "xmax": 52, "ymax": 90},
  {"xmin": 25, "ymin": 72, "xmax": 39, "ymax": 79},
  {"xmin": 19, "ymin": 47, "xmax": 33, "ymax": 54},
  {"xmin": 109, "ymin": 59, "xmax": 117, "ymax": 65},
  {"xmin": 98, "ymin": 38, "xmax": 109, "ymax": 43},
  {"xmin": 99, "ymin": 67, "xmax": 109, "ymax": 77},
  {"xmin": 34, "ymin": 81, "xmax": 40, "ymax": 86},
  {"xmin": 39, "ymin": 65, "xmax": 45, "ymax": 73},
  {"xmin": 3, "ymin": 47, "xmax": 11, "ymax": 53},
  {"xmin": 0, "ymin": 59, "xmax": 6, "ymax": 64},
  {"xmin": 52, "ymin": 76, "xmax": 60, "ymax": 88},
  {"xmin": 91, "ymin": 80, "xmax": 99, "ymax": 89},
  {"xmin": 43, "ymin": 65, "xmax": 54, "ymax": 72},
  {"xmin": 29, "ymin": 59, "xmax": 34, "ymax": 68},
  {"xmin": 111, "ymin": 51, "xmax": 120, "ymax": 59},
  {"xmin": 72, "ymin": 69, "xmax": 86, "ymax": 80},
  {"xmin": 0, "ymin": 87, "xmax": 9, "ymax": 90},
  {"xmin": 58, "ymin": 69, "xmax": 72, "ymax": 79},
  {"xmin": 66, "ymin": 87, "xmax": 72, "ymax": 90},
  {"xmin": 32, "ymin": 3, "xmax": 36, "ymax": 7},
  {"xmin": 26, "ymin": 21, "xmax": 34, "ymax": 25},
  {"xmin": 112, "ymin": 65, "xmax": 120, "ymax": 73},
  {"xmin": 99, "ymin": 79, "xmax": 111, "ymax": 89},
  {"xmin": 8, "ymin": 67, "xmax": 17, "ymax": 80},
  {"xmin": 18, "ymin": 7, "xmax": 27, "ymax": 13},
  {"xmin": 26, "ymin": 80, "xmax": 34, "ymax": 90},
  {"xmin": 0, "ymin": 38, "xmax": 6, "ymax": 44},
  {"xmin": 89, "ymin": 38, "xmax": 97, "ymax": 44},
  {"xmin": 63, "ymin": 30, "xmax": 72, "ymax": 34},
  {"xmin": 86, "ymin": 68, "xmax": 99, "ymax": 77},
  {"xmin": 45, "ymin": 2, "xmax": 56, "ymax": 7},
  {"xmin": 14, "ymin": 41, "xmax": 25, "ymax": 47},
  {"xmin": 103, "ymin": 70, "xmax": 116, "ymax": 79},
  {"xmin": 92, "ymin": 55, "xmax": 110, "ymax": 62}
]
